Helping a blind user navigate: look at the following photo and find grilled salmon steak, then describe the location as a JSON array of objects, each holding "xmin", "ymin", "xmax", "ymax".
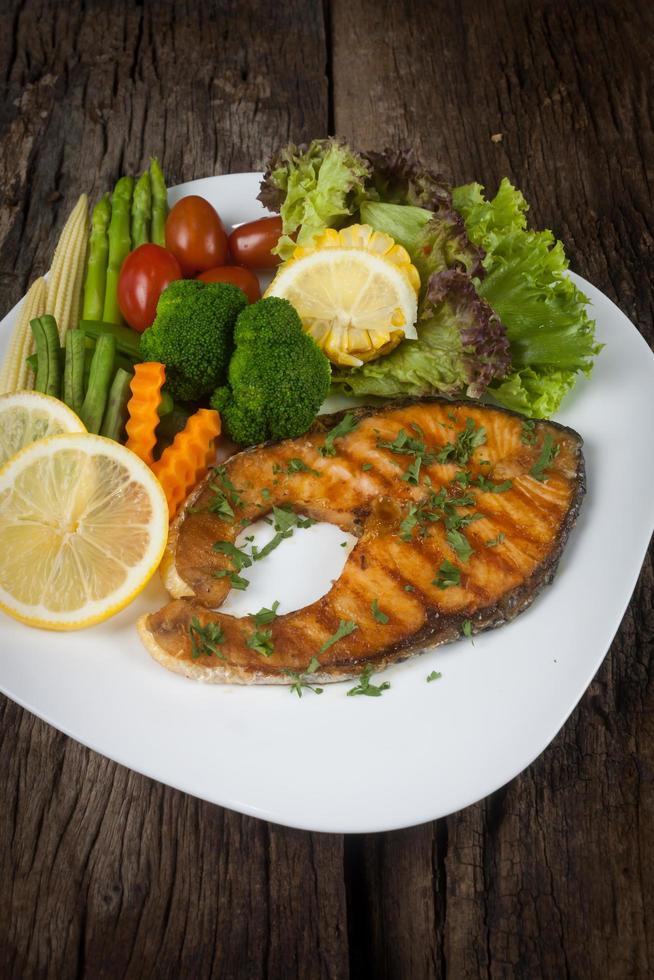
[{"xmin": 138, "ymin": 398, "xmax": 585, "ymax": 683}]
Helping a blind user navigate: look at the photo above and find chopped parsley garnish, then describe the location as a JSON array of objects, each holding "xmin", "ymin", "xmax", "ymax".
[
  {"xmin": 205, "ymin": 465, "xmax": 243, "ymax": 519},
  {"xmin": 212, "ymin": 539, "xmax": 252, "ymax": 590},
  {"xmin": 433, "ymin": 560, "xmax": 461, "ymax": 589},
  {"xmin": 446, "ymin": 529, "xmax": 474, "ymax": 562},
  {"xmin": 529, "ymin": 433, "xmax": 559, "ymax": 481},
  {"xmin": 401, "ymin": 456, "xmax": 422, "ymax": 485},
  {"xmin": 361, "ymin": 462, "xmax": 373, "ymax": 472},
  {"xmin": 436, "ymin": 418, "xmax": 487, "ymax": 466},
  {"xmin": 320, "ymin": 412, "xmax": 359, "ymax": 457},
  {"xmin": 213, "ymin": 569, "xmax": 250, "ymax": 590},
  {"xmin": 399, "ymin": 505, "xmax": 420, "ymax": 542},
  {"xmin": 521, "ymin": 420, "xmax": 537, "ymax": 445},
  {"xmin": 212, "ymin": 540, "xmax": 252, "ymax": 571},
  {"xmin": 461, "ymin": 619, "xmax": 473, "ymax": 638},
  {"xmin": 318, "ymin": 619, "xmax": 358, "ymax": 655},
  {"xmin": 251, "ymin": 507, "xmax": 314, "ymax": 561},
  {"xmin": 340, "ymin": 540, "xmax": 348, "ymax": 547},
  {"xmin": 371, "ymin": 599, "xmax": 389, "ymax": 624},
  {"xmin": 282, "ymin": 656, "xmax": 323, "ymax": 697},
  {"xmin": 404, "ymin": 584, "xmax": 415, "ymax": 592},
  {"xmin": 261, "ymin": 488, "xmax": 271, "ymax": 499},
  {"xmin": 485, "ymin": 532, "xmax": 505, "ymax": 548},
  {"xmin": 426, "ymin": 670, "xmax": 442, "ymax": 683},
  {"xmin": 252, "ymin": 601, "xmax": 280, "ymax": 626},
  {"xmin": 274, "ymin": 458, "xmax": 321, "ymax": 478},
  {"xmin": 454, "ymin": 470, "xmax": 470, "ymax": 487},
  {"xmin": 246, "ymin": 628, "xmax": 274, "ymax": 658},
  {"xmin": 475, "ymin": 475, "xmax": 513, "ymax": 493},
  {"xmin": 347, "ymin": 666, "xmax": 390, "ymax": 697},
  {"xmin": 189, "ymin": 618, "xmax": 226, "ymax": 659}
]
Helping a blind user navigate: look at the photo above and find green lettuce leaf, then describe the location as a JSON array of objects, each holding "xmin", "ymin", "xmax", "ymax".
[
  {"xmin": 331, "ymin": 270, "xmax": 510, "ymax": 399},
  {"xmin": 453, "ymin": 178, "xmax": 601, "ymax": 415},
  {"xmin": 258, "ymin": 139, "xmax": 371, "ymax": 259},
  {"xmin": 360, "ymin": 200, "xmax": 485, "ymax": 293}
]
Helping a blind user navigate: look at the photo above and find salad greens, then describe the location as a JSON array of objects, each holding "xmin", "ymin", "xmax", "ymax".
[
  {"xmin": 453, "ymin": 179, "xmax": 601, "ymax": 416},
  {"xmin": 260, "ymin": 139, "xmax": 600, "ymax": 417}
]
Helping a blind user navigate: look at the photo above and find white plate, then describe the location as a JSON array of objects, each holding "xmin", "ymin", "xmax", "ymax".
[{"xmin": 1, "ymin": 173, "xmax": 653, "ymax": 834}]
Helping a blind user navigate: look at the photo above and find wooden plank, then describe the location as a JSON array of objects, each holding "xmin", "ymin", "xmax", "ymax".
[
  {"xmin": 0, "ymin": 3, "xmax": 349, "ymax": 979},
  {"xmin": 331, "ymin": 0, "xmax": 654, "ymax": 977}
]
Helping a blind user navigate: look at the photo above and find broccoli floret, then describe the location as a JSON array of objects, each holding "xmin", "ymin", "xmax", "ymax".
[
  {"xmin": 139, "ymin": 279, "xmax": 247, "ymax": 402},
  {"xmin": 210, "ymin": 297, "xmax": 331, "ymax": 445}
]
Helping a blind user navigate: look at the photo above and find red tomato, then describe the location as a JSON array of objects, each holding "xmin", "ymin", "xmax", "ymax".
[
  {"xmin": 165, "ymin": 195, "xmax": 228, "ymax": 276},
  {"xmin": 196, "ymin": 265, "xmax": 261, "ymax": 303},
  {"xmin": 228, "ymin": 216, "xmax": 282, "ymax": 269},
  {"xmin": 117, "ymin": 244, "xmax": 182, "ymax": 332}
]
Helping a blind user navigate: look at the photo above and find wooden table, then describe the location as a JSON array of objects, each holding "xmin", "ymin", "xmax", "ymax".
[{"xmin": 1, "ymin": 2, "xmax": 652, "ymax": 976}]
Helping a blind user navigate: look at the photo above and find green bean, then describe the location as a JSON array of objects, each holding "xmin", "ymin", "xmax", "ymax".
[
  {"xmin": 100, "ymin": 368, "xmax": 133, "ymax": 442},
  {"xmin": 63, "ymin": 330, "xmax": 85, "ymax": 415},
  {"xmin": 30, "ymin": 315, "xmax": 61, "ymax": 398},
  {"xmin": 79, "ymin": 334, "xmax": 116, "ymax": 433},
  {"xmin": 158, "ymin": 389, "xmax": 174, "ymax": 417},
  {"xmin": 27, "ymin": 345, "xmax": 134, "ymax": 378},
  {"xmin": 79, "ymin": 320, "xmax": 141, "ymax": 358}
]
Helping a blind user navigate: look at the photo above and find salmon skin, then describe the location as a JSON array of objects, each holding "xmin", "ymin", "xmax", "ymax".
[{"xmin": 138, "ymin": 398, "xmax": 585, "ymax": 684}]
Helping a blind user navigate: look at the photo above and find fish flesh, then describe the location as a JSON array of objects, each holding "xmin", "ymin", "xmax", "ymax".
[{"xmin": 138, "ymin": 398, "xmax": 585, "ymax": 683}]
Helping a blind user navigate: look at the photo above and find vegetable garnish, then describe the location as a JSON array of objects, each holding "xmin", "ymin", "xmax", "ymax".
[
  {"xmin": 433, "ymin": 560, "xmax": 461, "ymax": 589},
  {"xmin": 152, "ymin": 408, "xmax": 222, "ymax": 518},
  {"xmin": 521, "ymin": 420, "xmax": 537, "ymax": 445},
  {"xmin": 529, "ymin": 433, "xmax": 560, "ymax": 481},
  {"xmin": 485, "ymin": 532, "xmax": 506, "ymax": 547},
  {"xmin": 371, "ymin": 599, "xmax": 389, "ymax": 624},
  {"xmin": 252, "ymin": 601, "xmax": 280, "ymax": 626},
  {"xmin": 435, "ymin": 418, "xmax": 486, "ymax": 465},
  {"xmin": 446, "ymin": 529, "xmax": 474, "ymax": 562},
  {"xmin": 462, "ymin": 620, "xmax": 473, "ymax": 638},
  {"xmin": 125, "ymin": 361, "xmax": 165, "ymax": 465},
  {"xmin": 282, "ymin": 656, "xmax": 324, "ymax": 697},
  {"xmin": 318, "ymin": 620, "xmax": 358, "ymax": 655},
  {"xmin": 361, "ymin": 462, "xmax": 373, "ymax": 471},
  {"xmin": 212, "ymin": 540, "xmax": 252, "ymax": 590},
  {"xmin": 426, "ymin": 670, "xmax": 442, "ymax": 682},
  {"xmin": 189, "ymin": 618, "xmax": 226, "ymax": 659},
  {"xmin": 250, "ymin": 506, "xmax": 314, "ymax": 562},
  {"xmin": 274, "ymin": 458, "xmax": 321, "ymax": 477},
  {"xmin": 246, "ymin": 628, "xmax": 275, "ymax": 658},
  {"xmin": 347, "ymin": 666, "xmax": 390, "ymax": 697},
  {"xmin": 474, "ymin": 475, "xmax": 513, "ymax": 493},
  {"xmin": 320, "ymin": 411, "xmax": 360, "ymax": 457}
]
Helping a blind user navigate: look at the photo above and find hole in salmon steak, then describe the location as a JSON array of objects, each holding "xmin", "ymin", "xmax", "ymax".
[{"xmin": 218, "ymin": 518, "xmax": 357, "ymax": 618}]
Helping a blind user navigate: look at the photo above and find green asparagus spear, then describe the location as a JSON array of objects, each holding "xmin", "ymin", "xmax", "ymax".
[
  {"xmin": 63, "ymin": 329, "xmax": 85, "ymax": 415},
  {"xmin": 131, "ymin": 171, "xmax": 152, "ymax": 248},
  {"xmin": 149, "ymin": 158, "xmax": 168, "ymax": 246},
  {"xmin": 100, "ymin": 368, "xmax": 133, "ymax": 442},
  {"xmin": 79, "ymin": 334, "xmax": 116, "ymax": 433},
  {"xmin": 30, "ymin": 315, "xmax": 61, "ymax": 398},
  {"xmin": 82, "ymin": 194, "xmax": 111, "ymax": 321},
  {"xmin": 79, "ymin": 319, "xmax": 141, "ymax": 359},
  {"xmin": 102, "ymin": 176, "xmax": 134, "ymax": 325}
]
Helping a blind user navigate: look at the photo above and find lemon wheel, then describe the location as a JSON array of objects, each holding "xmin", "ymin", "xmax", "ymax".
[
  {"xmin": 0, "ymin": 433, "xmax": 169, "ymax": 630},
  {"xmin": 265, "ymin": 224, "xmax": 420, "ymax": 367},
  {"xmin": 0, "ymin": 390, "xmax": 85, "ymax": 468}
]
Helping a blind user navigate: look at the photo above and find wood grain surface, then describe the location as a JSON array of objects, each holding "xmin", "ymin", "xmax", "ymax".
[{"xmin": 0, "ymin": 1, "xmax": 652, "ymax": 977}]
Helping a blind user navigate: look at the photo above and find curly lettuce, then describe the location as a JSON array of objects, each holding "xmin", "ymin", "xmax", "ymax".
[
  {"xmin": 331, "ymin": 270, "xmax": 510, "ymax": 399},
  {"xmin": 453, "ymin": 178, "xmax": 601, "ymax": 415},
  {"xmin": 257, "ymin": 138, "xmax": 371, "ymax": 259},
  {"xmin": 362, "ymin": 147, "xmax": 451, "ymax": 212}
]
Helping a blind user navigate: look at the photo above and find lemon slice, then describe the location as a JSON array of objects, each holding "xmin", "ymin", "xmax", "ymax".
[
  {"xmin": 0, "ymin": 433, "xmax": 168, "ymax": 630},
  {"xmin": 265, "ymin": 224, "xmax": 420, "ymax": 367},
  {"xmin": 0, "ymin": 391, "xmax": 85, "ymax": 467}
]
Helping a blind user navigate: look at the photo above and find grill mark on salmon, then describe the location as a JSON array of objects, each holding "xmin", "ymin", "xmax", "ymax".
[{"xmin": 138, "ymin": 397, "xmax": 585, "ymax": 684}]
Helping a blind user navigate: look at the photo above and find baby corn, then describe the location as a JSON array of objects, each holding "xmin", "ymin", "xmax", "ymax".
[{"xmin": 0, "ymin": 277, "xmax": 47, "ymax": 394}]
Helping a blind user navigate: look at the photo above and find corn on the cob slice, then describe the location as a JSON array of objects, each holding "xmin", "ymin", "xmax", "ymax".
[
  {"xmin": 0, "ymin": 277, "xmax": 47, "ymax": 394},
  {"xmin": 47, "ymin": 194, "xmax": 89, "ymax": 343}
]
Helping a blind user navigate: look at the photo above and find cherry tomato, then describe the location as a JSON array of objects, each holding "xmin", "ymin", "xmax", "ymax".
[
  {"xmin": 228, "ymin": 216, "xmax": 282, "ymax": 269},
  {"xmin": 117, "ymin": 244, "xmax": 182, "ymax": 332},
  {"xmin": 196, "ymin": 265, "xmax": 261, "ymax": 303},
  {"xmin": 165, "ymin": 195, "xmax": 228, "ymax": 276}
]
